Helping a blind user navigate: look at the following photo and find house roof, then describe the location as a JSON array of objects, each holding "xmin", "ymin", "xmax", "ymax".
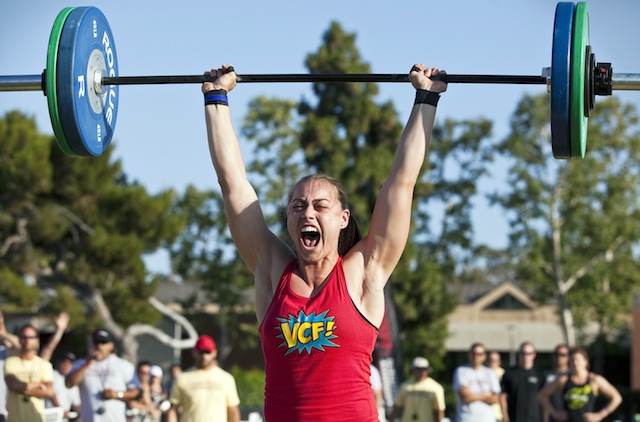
[{"xmin": 445, "ymin": 281, "xmax": 565, "ymax": 352}]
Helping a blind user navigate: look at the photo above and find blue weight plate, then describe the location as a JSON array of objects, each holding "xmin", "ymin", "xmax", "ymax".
[
  {"xmin": 57, "ymin": 7, "xmax": 118, "ymax": 157},
  {"xmin": 550, "ymin": 2, "xmax": 574, "ymax": 159}
]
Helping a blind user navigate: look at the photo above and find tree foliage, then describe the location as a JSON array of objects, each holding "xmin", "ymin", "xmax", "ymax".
[
  {"xmin": 0, "ymin": 111, "xmax": 185, "ymax": 348},
  {"xmin": 491, "ymin": 94, "xmax": 640, "ymax": 345}
]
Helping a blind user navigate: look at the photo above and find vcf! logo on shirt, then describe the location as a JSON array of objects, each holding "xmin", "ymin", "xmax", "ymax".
[{"xmin": 276, "ymin": 310, "xmax": 339, "ymax": 355}]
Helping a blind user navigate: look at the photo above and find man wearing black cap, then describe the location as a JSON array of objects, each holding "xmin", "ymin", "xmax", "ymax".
[
  {"xmin": 66, "ymin": 329, "xmax": 140, "ymax": 422},
  {"xmin": 391, "ymin": 357, "xmax": 446, "ymax": 422},
  {"xmin": 167, "ymin": 335, "xmax": 240, "ymax": 422}
]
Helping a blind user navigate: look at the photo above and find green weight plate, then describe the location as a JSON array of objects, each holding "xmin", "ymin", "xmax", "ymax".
[
  {"xmin": 46, "ymin": 7, "xmax": 77, "ymax": 156},
  {"xmin": 570, "ymin": 2, "xmax": 589, "ymax": 158}
]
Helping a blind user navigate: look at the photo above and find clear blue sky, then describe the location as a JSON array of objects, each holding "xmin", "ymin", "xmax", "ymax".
[{"xmin": 2, "ymin": 0, "xmax": 640, "ymax": 273}]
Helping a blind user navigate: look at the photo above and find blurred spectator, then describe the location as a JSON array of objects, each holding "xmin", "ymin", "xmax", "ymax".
[
  {"xmin": 47, "ymin": 352, "xmax": 81, "ymax": 421},
  {"xmin": 167, "ymin": 335, "xmax": 240, "ymax": 422},
  {"xmin": 487, "ymin": 351, "xmax": 504, "ymax": 422},
  {"xmin": 542, "ymin": 344, "xmax": 569, "ymax": 422},
  {"xmin": 391, "ymin": 357, "xmax": 445, "ymax": 422},
  {"xmin": 452, "ymin": 342, "xmax": 501, "ymax": 422},
  {"xmin": 4, "ymin": 324, "xmax": 55, "ymax": 422},
  {"xmin": 128, "ymin": 362, "xmax": 167, "ymax": 422},
  {"xmin": 1, "ymin": 311, "xmax": 70, "ymax": 422},
  {"xmin": 164, "ymin": 363, "xmax": 181, "ymax": 397},
  {"xmin": 149, "ymin": 366, "xmax": 167, "ymax": 418},
  {"xmin": 538, "ymin": 346, "xmax": 622, "ymax": 422},
  {"xmin": 500, "ymin": 341, "xmax": 544, "ymax": 422},
  {"xmin": 0, "ymin": 311, "xmax": 11, "ymax": 422},
  {"xmin": 66, "ymin": 328, "xmax": 140, "ymax": 422},
  {"xmin": 370, "ymin": 363, "xmax": 386, "ymax": 422}
]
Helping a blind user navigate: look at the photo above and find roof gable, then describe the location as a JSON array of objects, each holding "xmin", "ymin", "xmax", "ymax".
[{"xmin": 473, "ymin": 282, "xmax": 536, "ymax": 311}]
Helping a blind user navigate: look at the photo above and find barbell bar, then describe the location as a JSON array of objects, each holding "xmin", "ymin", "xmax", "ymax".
[
  {"xmin": 0, "ymin": 73, "xmax": 550, "ymax": 90},
  {"xmin": 0, "ymin": 3, "xmax": 638, "ymax": 159}
]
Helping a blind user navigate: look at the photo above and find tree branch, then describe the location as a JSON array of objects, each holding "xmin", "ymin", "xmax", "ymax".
[
  {"xmin": 0, "ymin": 218, "xmax": 28, "ymax": 257},
  {"xmin": 92, "ymin": 284, "xmax": 199, "ymax": 361},
  {"xmin": 58, "ymin": 206, "xmax": 96, "ymax": 236},
  {"xmin": 560, "ymin": 235, "xmax": 626, "ymax": 294}
]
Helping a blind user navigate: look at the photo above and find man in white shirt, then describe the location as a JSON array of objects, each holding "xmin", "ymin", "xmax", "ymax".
[
  {"xmin": 66, "ymin": 329, "xmax": 140, "ymax": 422},
  {"xmin": 48, "ymin": 353, "xmax": 81, "ymax": 420},
  {"xmin": 452, "ymin": 342, "xmax": 501, "ymax": 422}
]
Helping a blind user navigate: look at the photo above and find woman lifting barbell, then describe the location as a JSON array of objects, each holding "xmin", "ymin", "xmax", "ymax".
[{"xmin": 201, "ymin": 63, "xmax": 446, "ymax": 421}]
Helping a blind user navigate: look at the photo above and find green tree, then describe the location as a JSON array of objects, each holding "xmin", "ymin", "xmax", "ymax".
[
  {"xmin": 169, "ymin": 186, "xmax": 259, "ymax": 360},
  {"xmin": 0, "ymin": 111, "xmax": 186, "ymax": 360},
  {"xmin": 491, "ymin": 94, "xmax": 640, "ymax": 346}
]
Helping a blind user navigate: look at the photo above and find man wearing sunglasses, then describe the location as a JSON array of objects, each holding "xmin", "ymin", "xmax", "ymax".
[
  {"xmin": 167, "ymin": 335, "xmax": 240, "ymax": 422},
  {"xmin": 452, "ymin": 342, "xmax": 501, "ymax": 422},
  {"xmin": 542, "ymin": 344, "xmax": 569, "ymax": 422},
  {"xmin": 4, "ymin": 324, "xmax": 54, "ymax": 422},
  {"xmin": 500, "ymin": 341, "xmax": 544, "ymax": 422},
  {"xmin": 66, "ymin": 329, "xmax": 140, "ymax": 422}
]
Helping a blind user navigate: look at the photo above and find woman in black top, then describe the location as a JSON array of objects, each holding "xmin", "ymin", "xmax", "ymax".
[{"xmin": 538, "ymin": 347, "xmax": 621, "ymax": 422}]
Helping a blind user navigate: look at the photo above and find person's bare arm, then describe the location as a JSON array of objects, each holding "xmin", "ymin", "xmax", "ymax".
[
  {"xmin": 202, "ymin": 67, "xmax": 294, "ymax": 322},
  {"xmin": 353, "ymin": 66, "xmax": 447, "ymax": 325},
  {"xmin": 227, "ymin": 405, "xmax": 241, "ymax": 422},
  {"xmin": 500, "ymin": 392, "xmax": 510, "ymax": 422},
  {"xmin": 591, "ymin": 374, "xmax": 622, "ymax": 420},
  {"xmin": 39, "ymin": 312, "xmax": 69, "ymax": 361},
  {"xmin": 458, "ymin": 386, "xmax": 480, "ymax": 403},
  {"xmin": 538, "ymin": 377, "xmax": 567, "ymax": 422},
  {"xmin": 0, "ymin": 310, "xmax": 19, "ymax": 349},
  {"xmin": 363, "ymin": 67, "xmax": 445, "ymax": 273},
  {"xmin": 66, "ymin": 358, "xmax": 94, "ymax": 388},
  {"xmin": 5, "ymin": 375, "xmax": 55, "ymax": 399},
  {"xmin": 102, "ymin": 387, "xmax": 140, "ymax": 402},
  {"xmin": 166, "ymin": 405, "xmax": 178, "ymax": 422},
  {"xmin": 203, "ymin": 67, "xmax": 290, "ymax": 271},
  {"xmin": 458, "ymin": 386, "xmax": 497, "ymax": 404}
]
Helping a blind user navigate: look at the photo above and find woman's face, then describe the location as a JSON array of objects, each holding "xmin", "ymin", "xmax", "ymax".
[
  {"xmin": 287, "ymin": 179, "xmax": 349, "ymax": 262},
  {"xmin": 569, "ymin": 351, "xmax": 588, "ymax": 373}
]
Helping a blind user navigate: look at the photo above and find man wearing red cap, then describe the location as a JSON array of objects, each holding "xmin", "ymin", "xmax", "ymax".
[{"xmin": 167, "ymin": 335, "xmax": 240, "ymax": 422}]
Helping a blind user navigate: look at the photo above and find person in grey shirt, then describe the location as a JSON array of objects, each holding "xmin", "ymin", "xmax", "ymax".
[{"xmin": 66, "ymin": 329, "xmax": 139, "ymax": 422}]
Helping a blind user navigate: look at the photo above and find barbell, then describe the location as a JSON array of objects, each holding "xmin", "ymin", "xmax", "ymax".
[{"xmin": 0, "ymin": 3, "xmax": 638, "ymax": 158}]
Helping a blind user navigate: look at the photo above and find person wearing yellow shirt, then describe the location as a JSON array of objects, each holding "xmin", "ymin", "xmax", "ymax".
[
  {"xmin": 4, "ymin": 325, "xmax": 54, "ymax": 422},
  {"xmin": 167, "ymin": 335, "xmax": 240, "ymax": 422},
  {"xmin": 391, "ymin": 357, "xmax": 445, "ymax": 422}
]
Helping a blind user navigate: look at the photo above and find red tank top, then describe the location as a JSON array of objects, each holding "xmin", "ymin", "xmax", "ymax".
[{"xmin": 259, "ymin": 257, "xmax": 379, "ymax": 422}]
